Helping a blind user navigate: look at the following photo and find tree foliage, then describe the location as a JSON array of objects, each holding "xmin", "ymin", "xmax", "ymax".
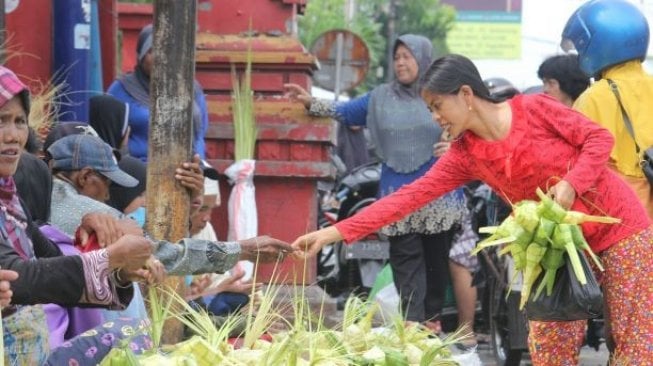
[
  {"xmin": 298, "ymin": 0, "xmax": 386, "ymax": 94},
  {"xmin": 389, "ymin": 0, "xmax": 456, "ymax": 59},
  {"xmin": 298, "ymin": 0, "xmax": 456, "ymax": 93}
]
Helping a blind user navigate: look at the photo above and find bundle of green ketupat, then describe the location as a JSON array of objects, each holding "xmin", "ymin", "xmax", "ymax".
[
  {"xmin": 100, "ymin": 285, "xmax": 471, "ymax": 366},
  {"xmin": 471, "ymin": 188, "xmax": 620, "ymax": 309}
]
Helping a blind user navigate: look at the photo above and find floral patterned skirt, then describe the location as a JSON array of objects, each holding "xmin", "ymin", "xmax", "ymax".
[
  {"xmin": 528, "ymin": 226, "xmax": 653, "ymax": 366},
  {"xmin": 448, "ymin": 207, "xmax": 480, "ymax": 273},
  {"xmin": 3, "ymin": 305, "xmax": 49, "ymax": 366},
  {"xmin": 45, "ymin": 317, "xmax": 152, "ymax": 365}
]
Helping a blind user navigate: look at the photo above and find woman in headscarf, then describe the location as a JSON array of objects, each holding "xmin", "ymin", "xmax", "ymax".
[
  {"xmin": 0, "ymin": 65, "xmax": 157, "ymax": 363},
  {"xmin": 107, "ymin": 24, "xmax": 209, "ymax": 162},
  {"xmin": 108, "ymin": 155, "xmax": 147, "ymax": 220},
  {"xmin": 285, "ymin": 34, "xmax": 466, "ymax": 333},
  {"xmin": 88, "ymin": 94, "xmax": 130, "ymax": 153}
]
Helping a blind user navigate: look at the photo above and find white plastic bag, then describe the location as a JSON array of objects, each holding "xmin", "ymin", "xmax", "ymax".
[
  {"xmin": 225, "ymin": 159, "xmax": 257, "ymax": 281},
  {"xmin": 450, "ymin": 347, "xmax": 483, "ymax": 366},
  {"xmin": 369, "ymin": 264, "xmax": 400, "ymax": 318}
]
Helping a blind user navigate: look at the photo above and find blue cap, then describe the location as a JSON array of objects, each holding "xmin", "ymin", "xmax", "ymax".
[{"xmin": 47, "ymin": 134, "xmax": 139, "ymax": 188}]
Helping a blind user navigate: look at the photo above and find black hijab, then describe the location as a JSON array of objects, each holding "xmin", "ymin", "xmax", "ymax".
[
  {"xmin": 15, "ymin": 153, "xmax": 53, "ymax": 224},
  {"xmin": 89, "ymin": 95, "xmax": 129, "ymax": 150},
  {"xmin": 108, "ymin": 156, "xmax": 147, "ymax": 213}
]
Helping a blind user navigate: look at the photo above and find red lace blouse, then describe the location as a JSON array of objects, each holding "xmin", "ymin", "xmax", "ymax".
[{"xmin": 336, "ymin": 94, "xmax": 651, "ymax": 253}]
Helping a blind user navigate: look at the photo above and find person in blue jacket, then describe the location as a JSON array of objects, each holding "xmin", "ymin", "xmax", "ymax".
[
  {"xmin": 285, "ymin": 34, "xmax": 466, "ymax": 333},
  {"xmin": 107, "ymin": 24, "xmax": 208, "ymax": 162}
]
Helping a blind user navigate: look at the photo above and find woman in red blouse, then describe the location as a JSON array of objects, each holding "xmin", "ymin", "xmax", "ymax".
[{"xmin": 292, "ymin": 54, "xmax": 653, "ymax": 365}]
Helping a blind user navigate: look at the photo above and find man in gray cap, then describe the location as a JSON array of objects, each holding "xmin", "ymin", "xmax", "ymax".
[
  {"xmin": 46, "ymin": 134, "xmax": 292, "ymax": 276},
  {"xmin": 48, "ymin": 134, "xmax": 138, "ymax": 234}
]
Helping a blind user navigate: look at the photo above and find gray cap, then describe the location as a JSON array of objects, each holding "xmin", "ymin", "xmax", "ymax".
[{"xmin": 48, "ymin": 134, "xmax": 139, "ymax": 188}]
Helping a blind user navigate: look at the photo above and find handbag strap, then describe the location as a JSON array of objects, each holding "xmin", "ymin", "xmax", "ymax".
[{"xmin": 606, "ymin": 79, "xmax": 641, "ymax": 155}]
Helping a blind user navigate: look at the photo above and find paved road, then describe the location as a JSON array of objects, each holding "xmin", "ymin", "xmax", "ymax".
[{"xmin": 476, "ymin": 343, "xmax": 610, "ymax": 365}]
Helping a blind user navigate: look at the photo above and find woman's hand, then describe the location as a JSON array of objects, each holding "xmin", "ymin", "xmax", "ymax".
[
  {"xmin": 291, "ymin": 226, "xmax": 344, "ymax": 258},
  {"xmin": 549, "ymin": 180, "xmax": 576, "ymax": 210},
  {"xmin": 79, "ymin": 213, "xmax": 124, "ymax": 248},
  {"xmin": 176, "ymin": 154, "xmax": 205, "ymax": 212},
  {"xmin": 118, "ymin": 257, "xmax": 166, "ymax": 285},
  {"xmin": 187, "ymin": 274, "xmax": 211, "ymax": 298},
  {"xmin": 433, "ymin": 141, "xmax": 451, "ymax": 158},
  {"xmin": 142, "ymin": 257, "xmax": 167, "ymax": 285},
  {"xmin": 0, "ymin": 269, "xmax": 18, "ymax": 308},
  {"xmin": 107, "ymin": 234, "xmax": 154, "ymax": 271},
  {"xmin": 238, "ymin": 236, "xmax": 294, "ymax": 263},
  {"xmin": 117, "ymin": 218, "xmax": 144, "ymax": 236},
  {"xmin": 217, "ymin": 267, "xmax": 261, "ymax": 295},
  {"xmin": 433, "ymin": 131, "xmax": 452, "ymax": 158},
  {"xmin": 283, "ymin": 83, "xmax": 312, "ymax": 109}
]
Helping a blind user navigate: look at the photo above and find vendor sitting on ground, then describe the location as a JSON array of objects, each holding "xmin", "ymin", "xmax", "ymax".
[{"xmin": 185, "ymin": 171, "xmax": 262, "ymax": 317}]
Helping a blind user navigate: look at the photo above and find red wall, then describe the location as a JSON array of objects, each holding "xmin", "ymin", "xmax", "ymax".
[
  {"xmin": 116, "ymin": 3, "xmax": 153, "ymax": 75},
  {"xmin": 5, "ymin": 0, "xmax": 53, "ymax": 92}
]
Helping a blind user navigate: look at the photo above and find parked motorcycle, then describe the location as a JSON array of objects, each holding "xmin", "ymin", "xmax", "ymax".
[
  {"xmin": 466, "ymin": 183, "xmax": 529, "ymax": 365},
  {"xmin": 316, "ymin": 161, "xmax": 390, "ymax": 307}
]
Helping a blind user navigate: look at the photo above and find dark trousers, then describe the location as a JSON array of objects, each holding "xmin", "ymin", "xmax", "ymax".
[{"xmin": 389, "ymin": 231, "xmax": 454, "ymax": 322}]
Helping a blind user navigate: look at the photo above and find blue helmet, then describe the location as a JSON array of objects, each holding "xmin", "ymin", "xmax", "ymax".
[{"xmin": 561, "ymin": 0, "xmax": 649, "ymax": 77}]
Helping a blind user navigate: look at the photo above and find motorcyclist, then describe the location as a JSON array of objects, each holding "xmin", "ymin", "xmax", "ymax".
[{"xmin": 563, "ymin": 0, "xmax": 653, "ymax": 219}]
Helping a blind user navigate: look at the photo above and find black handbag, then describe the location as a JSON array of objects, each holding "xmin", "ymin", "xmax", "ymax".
[
  {"xmin": 607, "ymin": 79, "xmax": 653, "ymax": 184},
  {"xmin": 525, "ymin": 251, "xmax": 603, "ymax": 322}
]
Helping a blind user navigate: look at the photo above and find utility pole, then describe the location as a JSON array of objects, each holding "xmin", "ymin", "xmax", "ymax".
[
  {"xmin": 148, "ymin": 0, "xmax": 197, "ymax": 345},
  {"xmin": 386, "ymin": 0, "xmax": 397, "ymax": 82},
  {"xmin": 345, "ymin": 0, "xmax": 355, "ymax": 27}
]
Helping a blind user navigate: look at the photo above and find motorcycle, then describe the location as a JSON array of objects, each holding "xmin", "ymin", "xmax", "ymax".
[{"xmin": 316, "ymin": 161, "xmax": 390, "ymax": 307}]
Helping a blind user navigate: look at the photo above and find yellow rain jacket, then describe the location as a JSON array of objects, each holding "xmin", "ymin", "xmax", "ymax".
[
  {"xmin": 574, "ymin": 60, "xmax": 653, "ymax": 218},
  {"xmin": 574, "ymin": 60, "xmax": 653, "ymax": 178}
]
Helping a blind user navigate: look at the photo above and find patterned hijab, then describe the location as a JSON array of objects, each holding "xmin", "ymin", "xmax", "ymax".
[
  {"xmin": 0, "ymin": 66, "xmax": 35, "ymax": 259},
  {"xmin": 0, "ymin": 178, "xmax": 34, "ymax": 259}
]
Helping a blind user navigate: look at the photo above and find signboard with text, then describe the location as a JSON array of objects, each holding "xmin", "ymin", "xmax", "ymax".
[{"xmin": 444, "ymin": 0, "xmax": 523, "ymax": 59}]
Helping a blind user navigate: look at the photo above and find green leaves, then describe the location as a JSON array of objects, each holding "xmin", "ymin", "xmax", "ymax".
[{"xmin": 231, "ymin": 39, "xmax": 257, "ymax": 161}]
